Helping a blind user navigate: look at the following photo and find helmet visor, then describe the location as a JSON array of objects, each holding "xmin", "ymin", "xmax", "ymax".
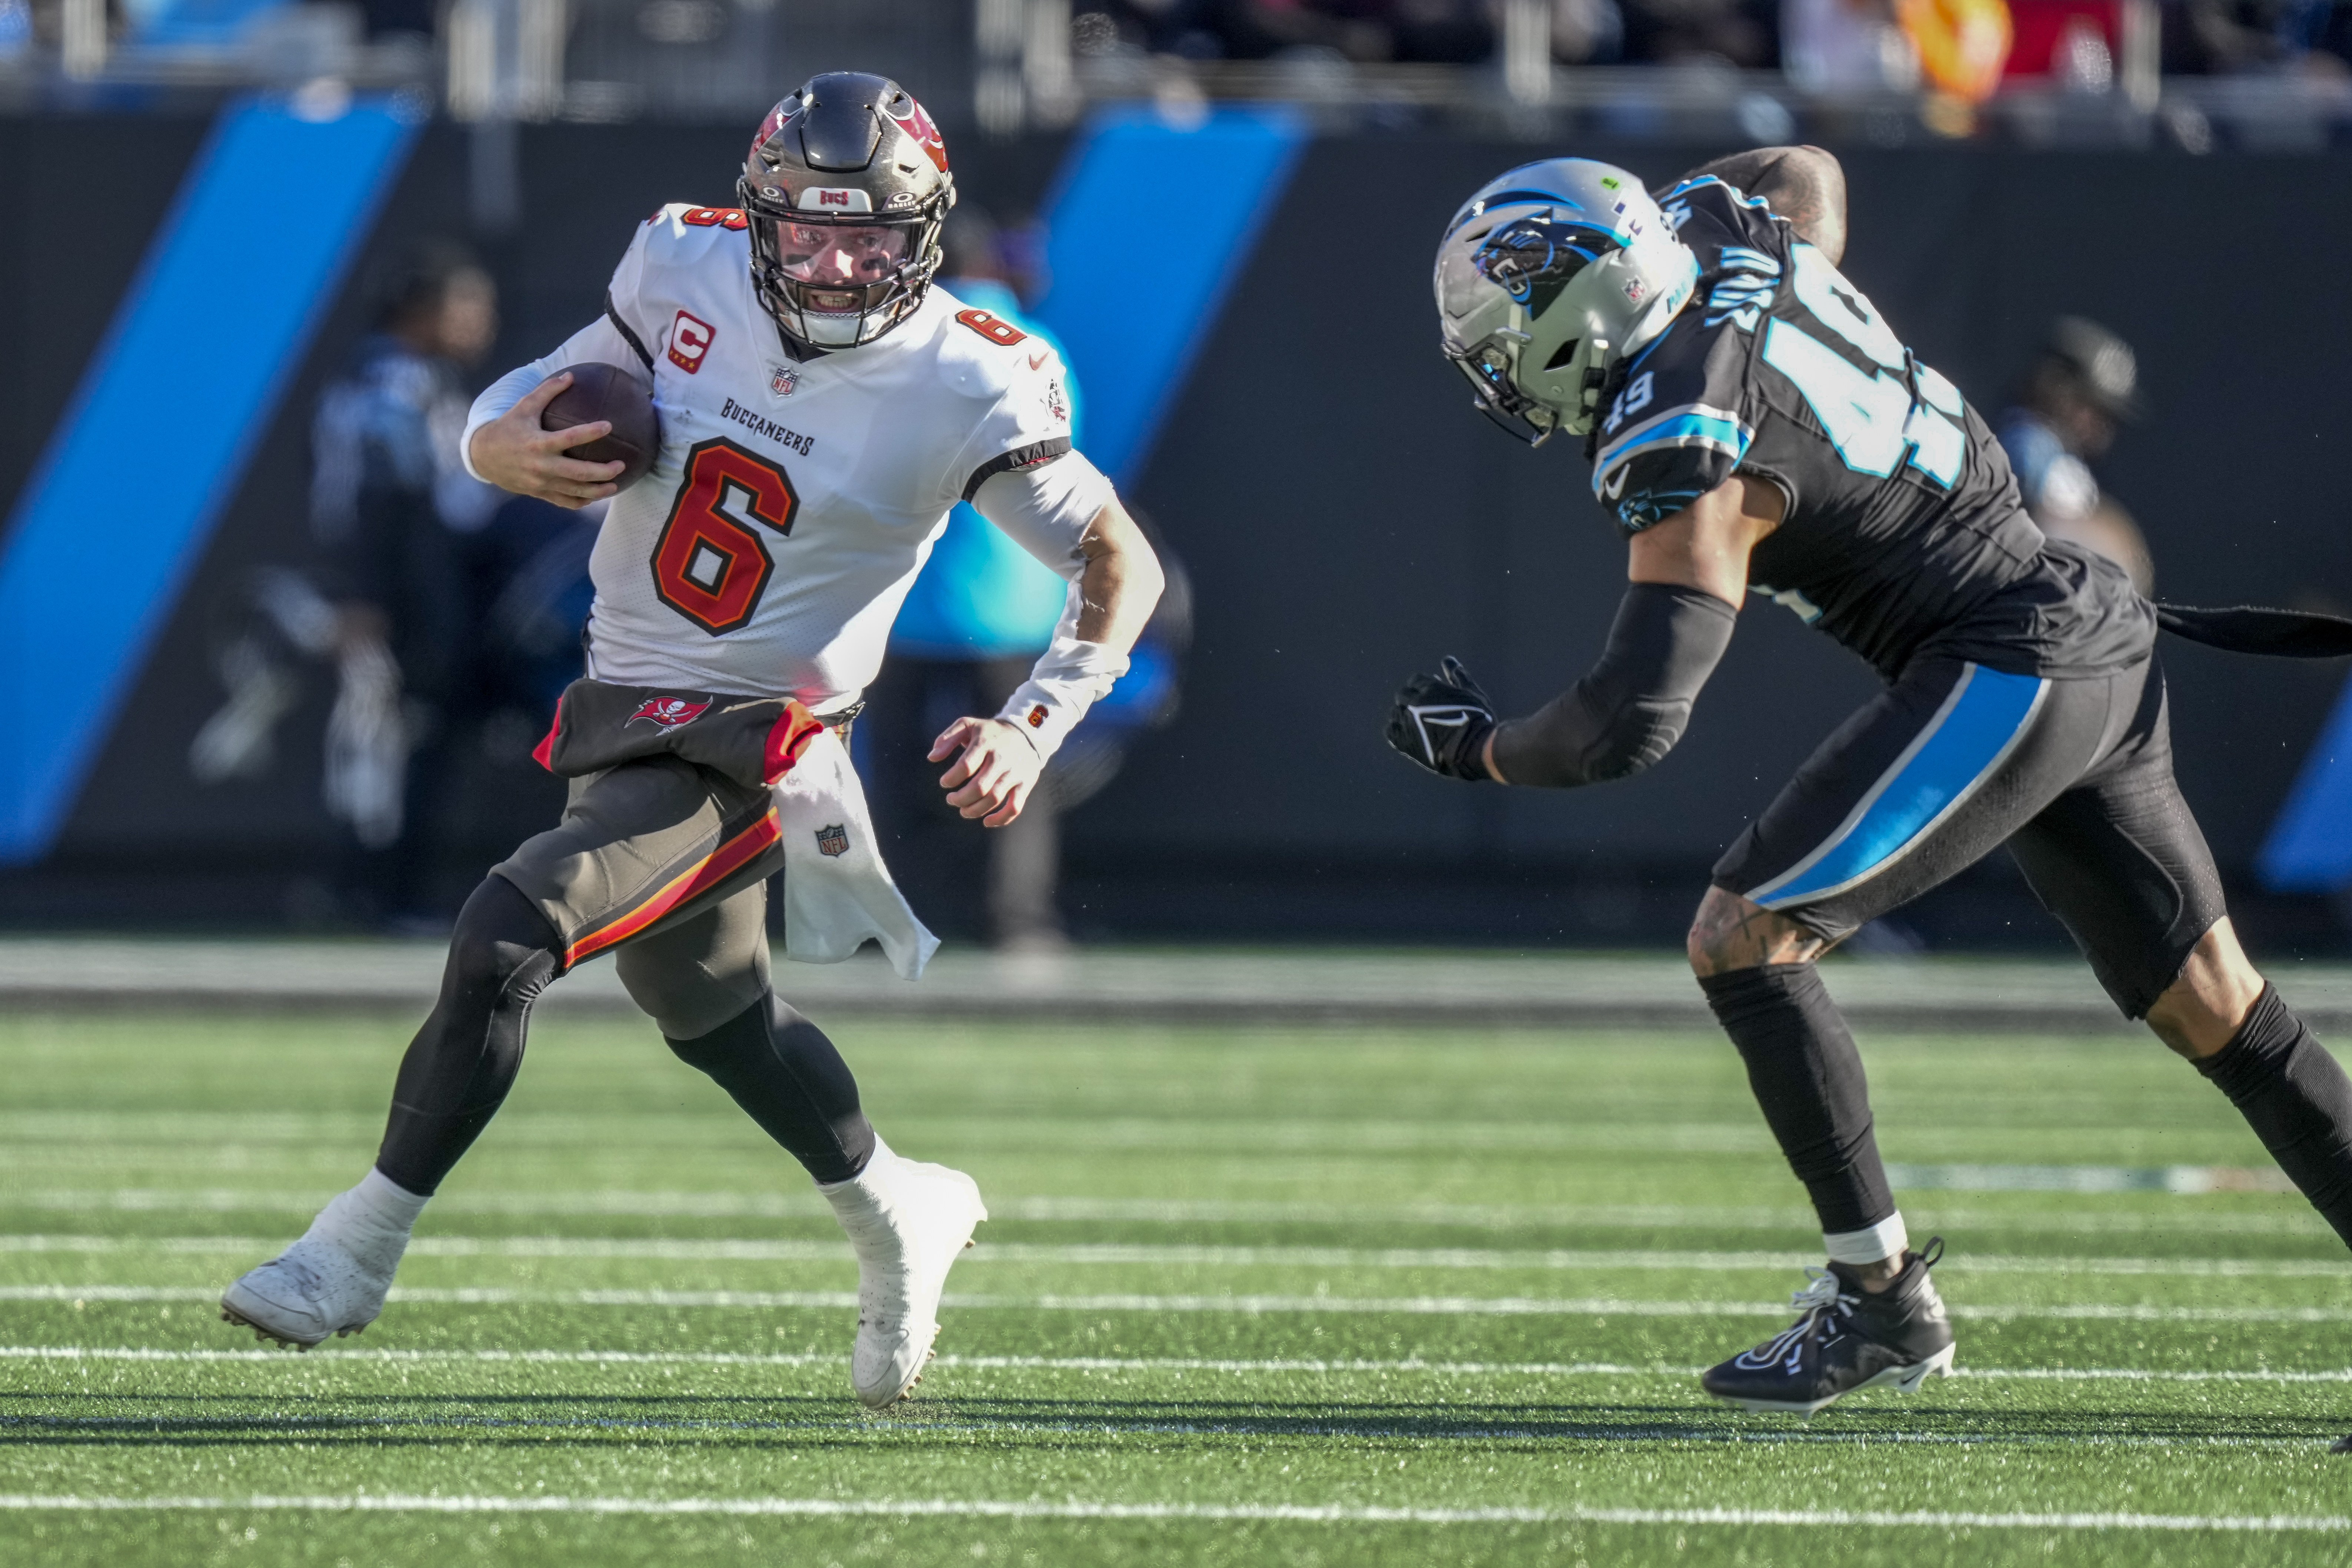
[{"xmin": 771, "ymin": 219, "xmax": 915, "ymax": 313}]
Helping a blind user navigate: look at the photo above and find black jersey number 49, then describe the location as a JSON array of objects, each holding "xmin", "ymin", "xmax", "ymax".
[{"xmin": 1763, "ymin": 245, "xmax": 1967, "ymax": 490}]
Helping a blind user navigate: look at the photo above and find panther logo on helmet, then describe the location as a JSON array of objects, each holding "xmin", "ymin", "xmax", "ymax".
[{"xmin": 1434, "ymin": 158, "xmax": 1699, "ymax": 446}]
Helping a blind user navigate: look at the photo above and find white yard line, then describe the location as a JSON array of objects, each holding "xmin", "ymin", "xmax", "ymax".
[
  {"xmin": 0, "ymin": 1117, "xmax": 1773, "ymax": 1156},
  {"xmin": 11, "ymin": 1188, "xmax": 2332, "ymax": 1239},
  {"xmin": 9, "ymin": 1283, "xmax": 2352, "ymax": 1322},
  {"xmin": 7, "ymin": 1345, "xmax": 2352, "ymax": 1383},
  {"xmin": 0, "ymin": 1495, "xmax": 2343, "ymax": 1530},
  {"xmin": 4, "ymin": 1233, "xmax": 2348, "ymax": 1279}
]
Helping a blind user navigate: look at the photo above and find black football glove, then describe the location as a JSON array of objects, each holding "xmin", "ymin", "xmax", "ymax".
[{"xmin": 1385, "ymin": 656, "xmax": 1498, "ymax": 782}]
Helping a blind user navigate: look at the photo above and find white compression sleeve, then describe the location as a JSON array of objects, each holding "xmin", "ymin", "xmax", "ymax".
[
  {"xmin": 458, "ymin": 316, "xmax": 638, "ymax": 483},
  {"xmin": 971, "ymin": 454, "xmax": 1128, "ymax": 761}
]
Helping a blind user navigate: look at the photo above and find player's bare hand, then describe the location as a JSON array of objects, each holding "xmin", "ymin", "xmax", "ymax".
[
  {"xmin": 467, "ymin": 371, "xmax": 626, "ymax": 508},
  {"xmin": 929, "ymin": 716, "xmax": 1043, "ymax": 828}
]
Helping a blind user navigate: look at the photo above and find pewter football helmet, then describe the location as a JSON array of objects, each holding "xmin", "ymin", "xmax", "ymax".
[
  {"xmin": 739, "ymin": 72, "xmax": 956, "ymax": 350},
  {"xmin": 1434, "ymin": 159, "xmax": 1699, "ymax": 445}
]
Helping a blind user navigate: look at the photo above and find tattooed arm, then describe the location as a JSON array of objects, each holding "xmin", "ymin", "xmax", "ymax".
[{"xmin": 1675, "ymin": 146, "xmax": 1848, "ymax": 266}]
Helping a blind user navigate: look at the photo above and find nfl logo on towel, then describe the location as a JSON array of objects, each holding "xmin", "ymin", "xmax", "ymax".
[{"xmin": 815, "ymin": 823, "xmax": 849, "ymax": 858}]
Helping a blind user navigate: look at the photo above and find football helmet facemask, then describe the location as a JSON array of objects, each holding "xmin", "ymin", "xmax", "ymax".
[
  {"xmin": 739, "ymin": 72, "xmax": 955, "ymax": 351},
  {"xmin": 1433, "ymin": 159, "xmax": 1699, "ymax": 445}
]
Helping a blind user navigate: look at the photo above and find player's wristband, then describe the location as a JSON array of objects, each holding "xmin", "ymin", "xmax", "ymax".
[{"xmin": 996, "ymin": 635, "xmax": 1129, "ymax": 762}]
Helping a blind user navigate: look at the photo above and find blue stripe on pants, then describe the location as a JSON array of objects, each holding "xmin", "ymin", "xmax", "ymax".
[
  {"xmin": 1753, "ymin": 665, "xmax": 2050, "ymax": 910},
  {"xmin": 0, "ymin": 97, "xmax": 418, "ymax": 863}
]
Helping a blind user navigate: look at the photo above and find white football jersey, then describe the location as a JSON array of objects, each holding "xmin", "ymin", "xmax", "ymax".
[{"xmin": 466, "ymin": 203, "xmax": 1079, "ymax": 708}]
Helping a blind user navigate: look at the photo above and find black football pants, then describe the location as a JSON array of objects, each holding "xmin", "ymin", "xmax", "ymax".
[
  {"xmin": 1701, "ymin": 656, "xmax": 2352, "ymax": 1250},
  {"xmin": 374, "ymin": 872, "xmax": 874, "ymax": 1196}
]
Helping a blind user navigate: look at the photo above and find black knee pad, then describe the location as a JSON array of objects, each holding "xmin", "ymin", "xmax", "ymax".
[{"xmin": 443, "ymin": 876, "xmax": 564, "ymax": 1012}]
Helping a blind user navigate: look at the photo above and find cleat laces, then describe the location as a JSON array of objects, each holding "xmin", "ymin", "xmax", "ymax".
[{"xmin": 1733, "ymin": 1267, "xmax": 1857, "ymax": 1372}]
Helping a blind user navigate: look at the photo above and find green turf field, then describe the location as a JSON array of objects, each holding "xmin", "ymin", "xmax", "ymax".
[{"xmin": 3, "ymin": 1002, "xmax": 2350, "ymax": 1566}]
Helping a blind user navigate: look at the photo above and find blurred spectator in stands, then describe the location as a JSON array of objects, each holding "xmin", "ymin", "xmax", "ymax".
[
  {"xmin": 356, "ymin": 0, "xmax": 437, "ymax": 41},
  {"xmin": 1392, "ymin": 0, "xmax": 1500, "ymax": 63},
  {"xmin": 1784, "ymin": 0, "xmax": 1921, "ymax": 86},
  {"xmin": 1550, "ymin": 0, "xmax": 1627, "ymax": 62},
  {"xmin": 1074, "ymin": 0, "xmax": 1627, "ymax": 64},
  {"xmin": 1210, "ymin": 0, "xmax": 1404, "ymax": 62},
  {"xmin": 0, "ymin": 0, "xmax": 31, "ymax": 56},
  {"xmin": 25, "ymin": 0, "xmax": 124, "ymax": 49},
  {"xmin": 1071, "ymin": 0, "xmax": 1223, "ymax": 59},
  {"xmin": 1997, "ymin": 316, "xmax": 2154, "ymax": 594},
  {"xmin": 1899, "ymin": 0, "xmax": 2011, "ymax": 99},
  {"xmin": 1621, "ymin": 0, "xmax": 1773, "ymax": 64},
  {"xmin": 193, "ymin": 243, "xmax": 595, "ymax": 929},
  {"xmin": 2163, "ymin": 0, "xmax": 2352, "ymax": 73}
]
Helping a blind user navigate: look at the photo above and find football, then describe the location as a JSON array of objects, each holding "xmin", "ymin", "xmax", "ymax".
[{"xmin": 542, "ymin": 361, "xmax": 659, "ymax": 491}]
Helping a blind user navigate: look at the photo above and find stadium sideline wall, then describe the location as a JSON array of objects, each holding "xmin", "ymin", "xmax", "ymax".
[{"xmin": 1, "ymin": 116, "xmax": 2346, "ymax": 948}]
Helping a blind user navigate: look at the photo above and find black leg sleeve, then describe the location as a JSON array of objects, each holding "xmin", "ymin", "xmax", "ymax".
[
  {"xmin": 1699, "ymin": 963, "xmax": 1897, "ymax": 1235},
  {"xmin": 375, "ymin": 876, "xmax": 562, "ymax": 1196},
  {"xmin": 666, "ymin": 994, "xmax": 875, "ymax": 1184},
  {"xmin": 2196, "ymin": 985, "xmax": 2352, "ymax": 1248}
]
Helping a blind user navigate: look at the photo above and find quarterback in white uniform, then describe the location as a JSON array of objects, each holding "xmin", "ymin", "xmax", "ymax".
[{"xmin": 218, "ymin": 72, "xmax": 1165, "ymax": 1410}]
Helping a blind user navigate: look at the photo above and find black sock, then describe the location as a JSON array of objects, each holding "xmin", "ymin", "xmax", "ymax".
[
  {"xmin": 666, "ymin": 993, "xmax": 875, "ymax": 1184},
  {"xmin": 2196, "ymin": 985, "xmax": 2352, "ymax": 1247},
  {"xmin": 375, "ymin": 876, "xmax": 561, "ymax": 1196},
  {"xmin": 1699, "ymin": 963, "xmax": 1896, "ymax": 1236}
]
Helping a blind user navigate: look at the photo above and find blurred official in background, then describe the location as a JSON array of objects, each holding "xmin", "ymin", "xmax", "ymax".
[
  {"xmin": 192, "ymin": 242, "xmax": 594, "ymax": 928},
  {"xmin": 869, "ymin": 207, "xmax": 1189, "ymax": 951},
  {"xmin": 1997, "ymin": 316, "xmax": 2154, "ymax": 594},
  {"xmin": 308, "ymin": 239, "xmax": 504, "ymax": 922}
]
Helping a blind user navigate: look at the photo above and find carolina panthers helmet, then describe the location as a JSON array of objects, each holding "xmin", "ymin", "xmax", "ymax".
[
  {"xmin": 1433, "ymin": 159, "xmax": 1699, "ymax": 445},
  {"xmin": 739, "ymin": 72, "xmax": 956, "ymax": 351}
]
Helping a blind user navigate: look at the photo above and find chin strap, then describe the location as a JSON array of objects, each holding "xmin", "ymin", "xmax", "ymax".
[
  {"xmin": 1579, "ymin": 352, "xmax": 1633, "ymax": 462},
  {"xmin": 769, "ymin": 316, "xmax": 829, "ymax": 363}
]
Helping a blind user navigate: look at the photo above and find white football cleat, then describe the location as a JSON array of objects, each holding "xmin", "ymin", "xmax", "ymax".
[
  {"xmin": 821, "ymin": 1141, "xmax": 987, "ymax": 1409},
  {"xmin": 219, "ymin": 1171, "xmax": 422, "ymax": 1350}
]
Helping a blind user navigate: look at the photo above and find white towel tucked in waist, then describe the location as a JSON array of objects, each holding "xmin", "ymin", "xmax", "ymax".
[{"xmin": 772, "ymin": 727, "xmax": 938, "ymax": 980}]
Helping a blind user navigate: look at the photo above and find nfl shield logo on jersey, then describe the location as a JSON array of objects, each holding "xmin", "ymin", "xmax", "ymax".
[
  {"xmin": 768, "ymin": 364, "xmax": 800, "ymax": 400},
  {"xmin": 629, "ymin": 697, "xmax": 711, "ymax": 730},
  {"xmin": 815, "ymin": 823, "xmax": 850, "ymax": 858}
]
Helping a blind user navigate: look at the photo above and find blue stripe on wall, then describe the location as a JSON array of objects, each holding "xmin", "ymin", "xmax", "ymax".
[
  {"xmin": 1032, "ymin": 105, "xmax": 1308, "ymax": 488},
  {"xmin": 2259, "ymin": 673, "xmax": 2352, "ymax": 892},
  {"xmin": 0, "ymin": 97, "xmax": 417, "ymax": 864},
  {"xmin": 1757, "ymin": 667, "xmax": 2046, "ymax": 908}
]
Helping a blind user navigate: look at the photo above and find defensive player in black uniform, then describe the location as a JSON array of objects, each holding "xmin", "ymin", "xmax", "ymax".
[{"xmin": 1388, "ymin": 149, "xmax": 2352, "ymax": 1418}]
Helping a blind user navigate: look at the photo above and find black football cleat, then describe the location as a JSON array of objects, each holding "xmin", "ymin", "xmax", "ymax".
[
  {"xmin": 2331, "ymin": 1434, "xmax": 2352, "ymax": 1455},
  {"xmin": 1702, "ymin": 1238, "xmax": 1957, "ymax": 1415}
]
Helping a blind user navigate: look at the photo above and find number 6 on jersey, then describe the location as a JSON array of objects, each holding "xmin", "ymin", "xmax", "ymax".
[{"xmin": 650, "ymin": 438, "xmax": 799, "ymax": 635}]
